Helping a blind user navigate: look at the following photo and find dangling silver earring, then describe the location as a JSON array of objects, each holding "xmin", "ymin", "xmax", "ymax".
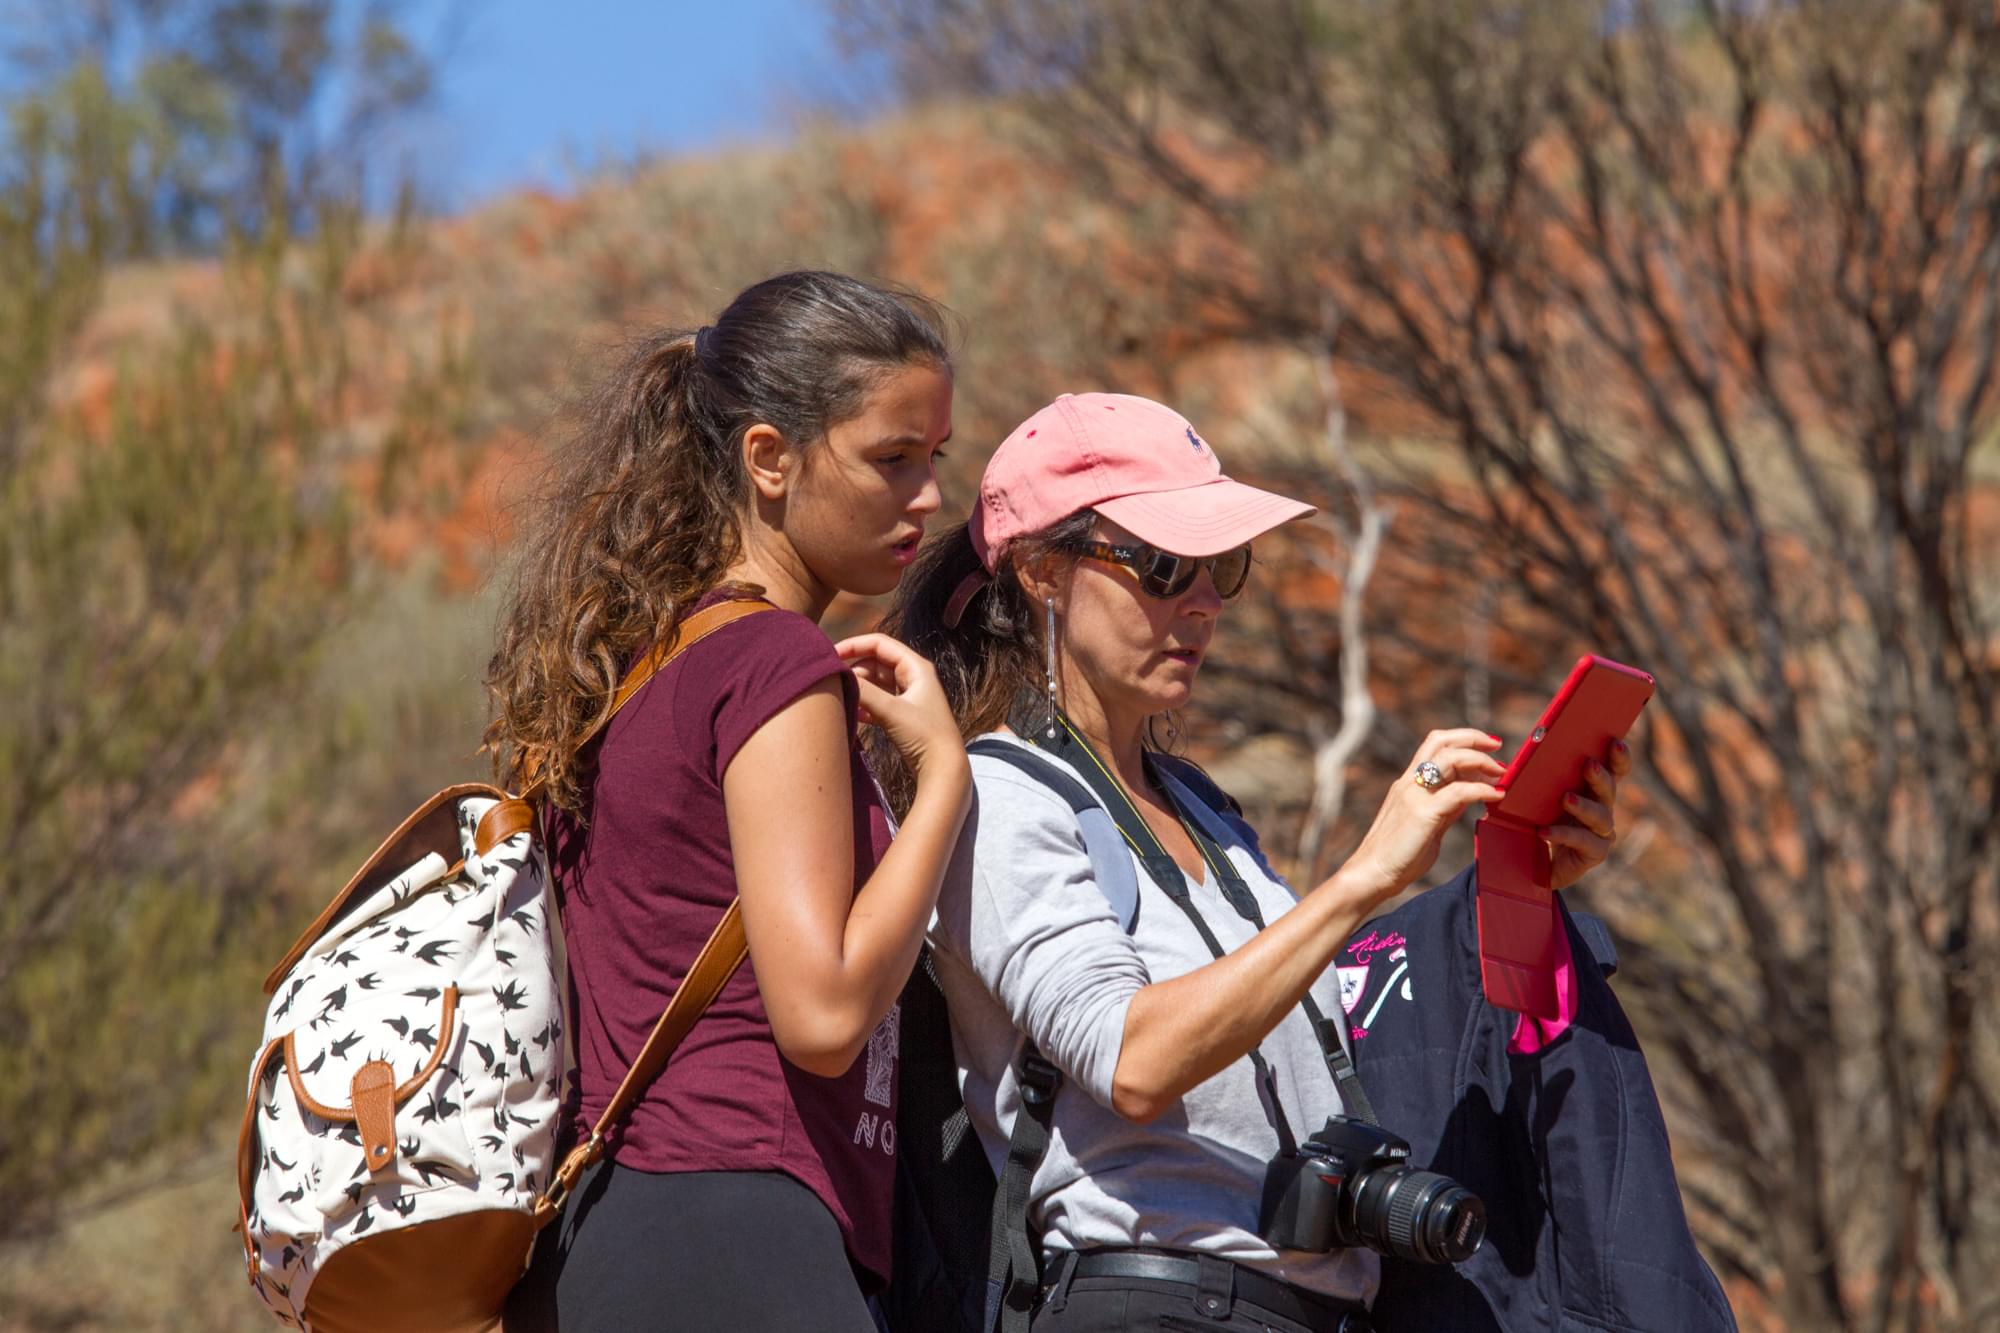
[{"xmin": 1043, "ymin": 596, "xmax": 1060, "ymax": 740}]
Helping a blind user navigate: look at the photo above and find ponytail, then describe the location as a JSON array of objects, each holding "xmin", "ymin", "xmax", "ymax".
[{"xmin": 484, "ymin": 330, "xmax": 745, "ymax": 811}]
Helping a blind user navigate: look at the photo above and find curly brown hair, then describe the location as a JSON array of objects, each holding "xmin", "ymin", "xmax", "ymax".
[{"xmin": 484, "ymin": 270, "xmax": 950, "ymax": 812}]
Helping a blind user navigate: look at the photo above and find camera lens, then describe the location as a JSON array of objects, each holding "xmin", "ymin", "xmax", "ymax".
[{"xmin": 1351, "ymin": 1167, "xmax": 1487, "ymax": 1265}]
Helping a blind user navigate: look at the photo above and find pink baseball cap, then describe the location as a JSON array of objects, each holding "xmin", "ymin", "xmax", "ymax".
[{"xmin": 968, "ymin": 392, "xmax": 1316, "ymax": 569}]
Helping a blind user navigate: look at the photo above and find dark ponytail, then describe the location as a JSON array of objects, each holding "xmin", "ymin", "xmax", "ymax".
[
  {"xmin": 871, "ymin": 510, "xmax": 1095, "ymax": 814},
  {"xmin": 487, "ymin": 271, "xmax": 951, "ymax": 811}
]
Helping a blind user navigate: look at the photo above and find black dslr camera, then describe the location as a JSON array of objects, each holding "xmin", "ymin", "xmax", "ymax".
[{"xmin": 1258, "ymin": 1116, "xmax": 1486, "ymax": 1265}]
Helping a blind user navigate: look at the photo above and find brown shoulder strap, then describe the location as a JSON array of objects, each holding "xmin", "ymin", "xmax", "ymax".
[
  {"xmin": 515, "ymin": 596, "xmax": 774, "ymax": 806},
  {"xmin": 531, "ymin": 597, "xmax": 774, "ymax": 1225},
  {"xmin": 535, "ymin": 900, "xmax": 748, "ymax": 1225},
  {"xmin": 263, "ymin": 599, "xmax": 772, "ymax": 996}
]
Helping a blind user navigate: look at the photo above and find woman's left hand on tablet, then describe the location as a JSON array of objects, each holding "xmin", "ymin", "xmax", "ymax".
[{"xmin": 1547, "ymin": 738, "xmax": 1631, "ymax": 890}]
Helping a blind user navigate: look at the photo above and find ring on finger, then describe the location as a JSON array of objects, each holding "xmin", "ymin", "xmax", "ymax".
[{"xmin": 1414, "ymin": 759, "xmax": 1446, "ymax": 790}]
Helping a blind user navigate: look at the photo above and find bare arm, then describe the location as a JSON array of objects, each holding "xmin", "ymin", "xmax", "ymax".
[
  {"xmin": 1109, "ymin": 728, "xmax": 1508, "ymax": 1122},
  {"xmin": 726, "ymin": 631, "xmax": 971, "ymax": 1079},
  {"xmin": 1110, "ymin": 865, "xmax": 1385, "ymax": 1121}
]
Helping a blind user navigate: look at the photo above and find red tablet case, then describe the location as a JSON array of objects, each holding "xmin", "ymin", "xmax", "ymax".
[{"xmin": 1475, "ymin": 654, "xmax": 1654, "ymax": 1018}]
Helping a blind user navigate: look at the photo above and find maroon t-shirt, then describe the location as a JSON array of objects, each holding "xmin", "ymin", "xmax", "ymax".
[{"xmin": 545, "ymin": 595, "xmax": 899, "ymax": 1284}]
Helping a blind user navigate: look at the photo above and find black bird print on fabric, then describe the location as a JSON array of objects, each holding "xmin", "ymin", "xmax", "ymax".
[
  {"xmin": 299, "ymin": 1049, "xmax": 326, "ymax": 1077},
  {"xmin": 470, "ymin": 1037, "xmax": 496, "ymax": 1070},
  {"xmin": 503, "ymin": 1027, "xmax": 522, "ymax": 1054},
  {"xmin": 400, "ymin": 1135, "xmax": 421, "ymax": 1156},
  {"xmin": 404, "ymin": 986, "xmax": 440, "ymax": 1002},
  {"xmin": 355, "ymin": 971, "xmax": 381, "ymax": 990},
  {"xmin": 479, "ymin": 1135, "xmax": 505, "ymax": 1153},
  {"xmin": 495, "ymin": 1172, "xmax": 516, "ymax": 1193},
  {"xmin": 410, "ymin": 1024, "xmax": 437, "ymax": 1051},
  {"xmin": 389, "ymin": 1195, "xmax": 419, "ymax": 1217},
  {"xmin": 507, "ymin": 908, "xmax": 539, "ymax": 934},
  {"xmin": 329, "ymin": 1031, "xmax": 362, "ymax": 1058},
  {"xmin": 532, "ymin": 1021, "xmax": 556, "ymax": 1050},
  {"xmin": 280, "ymin": 1245, "xmax": 299, "ymax": 1271},
  {"xmin": 330, "ymin": 949, "xmax": 360, "ymax": 968},
  {"xmin": 274, "ymin": 977, "xmax": 306, "ymax": 1020},
  {"xmin": 345, "ymin": 1182, "xmax": 365, "ymax": 1206},
  {"xmin": 337, "ymin": 1123, "xmax": 362, "ymax": 1147},
  {"xmin": 266, "ymin": 1149, "xmax": 296, "ymax": 1172},
  {"xmin": 413, "ymin": 1160, "xmax": 454, "ymax": 1187},
  {"xmin": 493, "ymin": 947, "xmax": 516, "ymax": 966},
  {"xmin": 354, "ymin": 1207, "xmax": 375, "ymax": 1235},
  {"xmin": 278, "ymin": 1183, "xmax": 306, "ymax": 1203},
  {"xmin": 518, "ymin": 1049, "xmax": 534, "ymax": 1080},
  {"xmin": 413, "ymin": 1090, "xmax": 458, "ymax": 1124},
  {"xmin": 494, "ymin": 980, "xmax": 527, "ymax": 1012},
  {"xmin": 382, "ymin": 1015, "xmax": 410, "ymax": 1038},
  {"xmin": 414, "ymin": 940, "xmax": 455, "ymax": 966}
]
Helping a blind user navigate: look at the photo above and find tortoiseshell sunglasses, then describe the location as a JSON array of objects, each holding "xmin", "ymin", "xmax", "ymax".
[{"xmin": 1065, "ymin": 539, "xmax": 1253, "ymax": 600}]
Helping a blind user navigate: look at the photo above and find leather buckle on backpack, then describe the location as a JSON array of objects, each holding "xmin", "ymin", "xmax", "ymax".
[{"xmin": 538, "ymin": 1131, "xmax": 602, "ymax": 1219}]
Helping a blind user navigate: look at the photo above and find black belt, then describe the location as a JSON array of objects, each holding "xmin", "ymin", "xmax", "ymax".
[{"xmin": 1045, "ymin": 1249, "xmax": 1374, "ymax": 1332}]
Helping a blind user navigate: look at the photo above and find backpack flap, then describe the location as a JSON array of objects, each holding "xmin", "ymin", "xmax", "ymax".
[
  {"xmin": 262, "ymin": 782, "xmax": 512, "ymax": 995},
  {"xmin": 295, "ymin": 851, "xmax": 453, "ymax": 977}
]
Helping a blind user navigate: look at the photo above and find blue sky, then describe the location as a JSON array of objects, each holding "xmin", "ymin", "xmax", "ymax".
[{"xmin": 435, "ymin": 0, "xmax": 851, "ymax": 206}]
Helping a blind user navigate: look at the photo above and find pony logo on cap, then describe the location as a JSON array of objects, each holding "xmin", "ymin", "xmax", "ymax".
[{"xmin": 1185, "ymin": 426, "xmax": 1206, "ymax": 452}]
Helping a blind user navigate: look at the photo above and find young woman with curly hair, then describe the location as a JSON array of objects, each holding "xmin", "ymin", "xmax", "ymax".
[{"xmin": 490, "ymin": 271, "xmax": 971, "ymax": 1332}]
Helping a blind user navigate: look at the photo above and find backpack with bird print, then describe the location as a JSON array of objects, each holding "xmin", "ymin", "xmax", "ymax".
[{"xmin": 236, "ymin": 599, "xmax": 771, "ymax": 1332}]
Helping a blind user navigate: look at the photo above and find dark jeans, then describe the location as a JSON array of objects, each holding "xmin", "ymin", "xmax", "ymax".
[{"xmin": 505, "ymin": 1165, "xmax": 878, "ymax": 1333}]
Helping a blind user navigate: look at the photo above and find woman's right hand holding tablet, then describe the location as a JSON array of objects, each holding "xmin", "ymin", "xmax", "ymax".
[{"xmin": 1335, "ymin": 728, "xmax": 1508, "ymax": 907}]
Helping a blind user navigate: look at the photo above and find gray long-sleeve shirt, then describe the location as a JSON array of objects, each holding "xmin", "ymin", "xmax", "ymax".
[{"xmin": 928, "ymin": 732, "xmax": 1379, "ymax": 1304}]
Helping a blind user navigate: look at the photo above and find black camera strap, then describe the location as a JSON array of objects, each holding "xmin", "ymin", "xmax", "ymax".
[{"xmin": 1035, "ymin": 711, "xmax": 1380, "ymax": 1129}]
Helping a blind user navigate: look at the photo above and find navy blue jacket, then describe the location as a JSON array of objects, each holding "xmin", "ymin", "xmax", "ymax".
[{"xmin": 1345, "ymin": 868, "xmax": 1737, "ymax": 1333}]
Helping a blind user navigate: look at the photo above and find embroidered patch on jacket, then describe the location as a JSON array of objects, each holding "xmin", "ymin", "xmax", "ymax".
[{"xmin": 1337, "ymin": 965, "xmax": 1370, "ymax": 1015}]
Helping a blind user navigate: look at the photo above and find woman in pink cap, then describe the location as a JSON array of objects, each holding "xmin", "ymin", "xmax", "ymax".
[{"xmin": 871, "ymin": 393, "xmax": 1631, "ymax": 1333}]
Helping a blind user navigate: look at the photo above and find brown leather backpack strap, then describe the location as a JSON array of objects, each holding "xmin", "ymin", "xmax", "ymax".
[
  {"xmin": 514, "ymin": 597, "xmax": 774, "ymax": 808},
  {"xmin": 263, "ymin": 601, "xmax": 776, "ymax": 995},
  {"xmin": 534, "ymin": 899, "xmax": 748, "ymax": 1226}
]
